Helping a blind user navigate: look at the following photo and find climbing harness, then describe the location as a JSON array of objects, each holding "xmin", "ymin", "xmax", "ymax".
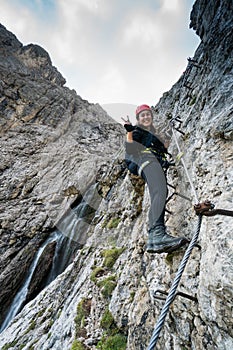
[{"xmin": 147, "ymin": 57, "xmax": 233, "ymax": 349}]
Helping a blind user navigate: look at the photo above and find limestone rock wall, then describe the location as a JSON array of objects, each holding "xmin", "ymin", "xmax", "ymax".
[
  {"xmin": 0, "ymin": 0, "xmax": 232, "ymax": 349},
  {"xmin": 0, "ymin": 23, "xmax": 123, "ymax": 326}
]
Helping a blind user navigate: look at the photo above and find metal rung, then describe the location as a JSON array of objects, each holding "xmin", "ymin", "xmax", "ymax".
[
  {"xmin": 153, "ymin": 289, "xmax": 198, "ymax": 302},
  {"xmin": 166, "ymin": 191, "xmax": 191, "ymax": 203}
]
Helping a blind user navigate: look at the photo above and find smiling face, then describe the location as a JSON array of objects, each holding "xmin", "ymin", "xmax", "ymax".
[{"xmin": 138, "ymin": 110, "xmax": 153, "ymax": 129}]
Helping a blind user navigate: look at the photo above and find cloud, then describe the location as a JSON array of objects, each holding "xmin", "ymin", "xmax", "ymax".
[
  {"xmin": 121, "ymin": 12, "xmax": 163, "ymax": 49},
  {"xmin": 0, "ymin": 0, "xmax": 200, "ymax": 106},
  {"xmin": 1, "ymin": 1, "xmax": 36, "ymax": 37},
  {"xmin": 81, "ymin": 63, "xmax": 127, "ymax": 104},
  {"xmin": 161, "ymin": 0, "xmax": 181, "ymax": 12}
]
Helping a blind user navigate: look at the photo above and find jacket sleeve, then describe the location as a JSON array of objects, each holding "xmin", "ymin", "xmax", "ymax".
[{"xmin": 125, "ymin": 128, "xmax": 145, "ymax": 155}]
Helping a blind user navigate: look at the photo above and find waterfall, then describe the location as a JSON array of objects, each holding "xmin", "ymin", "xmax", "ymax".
[
  {"xmin": 0, "ymin": 231, "xmax": 60, "ymax": 333},
  {"xmin": 0, "ymin": 183, "xmax": 102, "ymax": 333},
  {"xmin": 56, "ymin": 182, "xmax": 101, "ymax": 268}
]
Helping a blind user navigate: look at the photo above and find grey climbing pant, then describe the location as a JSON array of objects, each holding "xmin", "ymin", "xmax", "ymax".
[{"xmin": 140, "ymin": 157, "xmax": 167, "ymax": 230}]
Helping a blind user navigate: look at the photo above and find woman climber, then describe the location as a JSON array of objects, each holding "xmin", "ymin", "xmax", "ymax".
[{"xmin": 123, "ymin": 104, "xmax": 188, "ymax": 254}]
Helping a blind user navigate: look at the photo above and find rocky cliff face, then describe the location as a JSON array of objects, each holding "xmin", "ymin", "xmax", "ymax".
[
  {"xmin": 0, "ymin": 22, "xmax": 123, "ymax": 330},
  {"xmin": 0, "ymin": 0, "xmax": 232, "ymax": 349}
]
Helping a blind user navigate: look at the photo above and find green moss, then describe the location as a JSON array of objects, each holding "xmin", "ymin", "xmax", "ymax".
[
  {"xmin": 97, "ymin": 275, "xmax": 117, "ymax": 298},
  {"xmin": 98, "ymin": 307, "xmax": 127, "ymax": 349},
  {"xmin": 19, "ymin": 345, "xmax": 26, "ymax": 350},
  {"xmin": 106, "ymin": 218, "xmax": 120, "ymax": 229},
  {"xmin": 74, "ymin": 298, "xmax": 91, "ymax": 338},
  {"xmin": 100, "ymin": 309, "xmax": 115, "ymax": 330},
  {"xmin": 29, "ymin": 319, "xmax": 36, "ymax": 331},
  {"xmin": 180, "ymin": 346, "xmax": 189, "ymax": 350},
  {"xmin": 2, "ymin": 341, "xmax": 18, "ymax": 350},
  {"xmin": 90, "ymin": 266, "xmax": 106, "ymax": 283},
  {"xmin": 165, "ymin": 253, "xmax": 173, "ymax": 265},
  {"xmin": 165, "ymin": 250, "xmax": 178, "ymax": 265},
  {"xmin": 57, "ymin": 309, "xmax": 62, "ymax": 319},
  {"xmin": 189, "ymin": 96, "xmax": 196, "ymax": 105},
  {"xmin": 101, "ymin": 218, "xmax": 108, "ymax": 229},
  {"xmin": 97, "ymin": 333, "xmax": 127, "ymax": 350},
  {"xmin": 70, "ymin": 339, "xmax": 85, "ymax": 350},
  {"xmin": 23, "ymin": 319, "xmax": 36, "ymax": 336},
  {"xmin": 101, "ymin": 247, "xmax": 125, "ymax": 269},
  {"xmin": 37, "ymin": 308, "xmax": 46, "ymax": 318},
  {"xmin": 130, "ymin": 291, "xmax": 135, "ymax": 302}
]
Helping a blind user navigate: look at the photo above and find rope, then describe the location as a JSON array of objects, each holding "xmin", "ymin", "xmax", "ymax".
[
  {"xmin": 171, "ymin": 128, "xmax": 199, "ymax": 204},
  {"xmin": 147, "ymin": 214, "xmax": 202, "ymax": 350}
]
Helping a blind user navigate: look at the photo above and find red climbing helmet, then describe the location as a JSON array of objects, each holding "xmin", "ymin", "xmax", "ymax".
[{"xmin": 135, "ymin": 104, "xmax": 151, "ymax": 119}]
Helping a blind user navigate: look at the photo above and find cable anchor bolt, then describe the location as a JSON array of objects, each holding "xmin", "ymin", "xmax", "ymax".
[{"xmin": 194, "ymin": 200, "xmax": 233, "ymax": 217}]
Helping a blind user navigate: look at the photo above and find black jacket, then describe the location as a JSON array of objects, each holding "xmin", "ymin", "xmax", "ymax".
[
  {"xmin": 126, "ymin": 126, "xmax": 167, "ymax": 155},
  {"xmin": 125, "ymin": 126, "xmax": 167, "ymax": 175}
]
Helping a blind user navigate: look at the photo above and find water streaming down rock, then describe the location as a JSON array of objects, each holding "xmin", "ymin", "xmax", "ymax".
[
  {"xmin": 56, "ymin": 183, "xmax": 101, "ymax": 267},
  {"xmin": 45, "ymin": 184, "xmax": 101, "ymax": 285},
  {"xmin": 0, "ymin": 231, "xmax": 61, "ymax": 333},
  {"xmin": 0, "ymin": 183, "xmax": 101, "ymax": 333}
]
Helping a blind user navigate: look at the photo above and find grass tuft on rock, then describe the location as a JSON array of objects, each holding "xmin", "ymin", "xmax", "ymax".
[
  {"xmin": 97, "ymin": 333, "xmax": 127, "ymax": 350},
  {"xmin": 90, "ymin": 266, "xmax": 106, "ymax": 283},
  {"xmin": 106, "ymin": 218, "xmax": 121, "ymax": 229},
  {"xmin": 101, "ymin": 247, "xmax": 125, "ymax": 269},
  {"xmin": 97, "ymin": 275, "xmax": 117, "ymax": 298},
  {"xmin": 74, "ymin": 298, "xmax": 91, "ymax": 338},
  {"xmin": 70, "ymin": 339, "xmax": 85, "ymax": 350},
  {"xmin": 100, "ymin": 308, "xmax": 115, "ymax": 331}
]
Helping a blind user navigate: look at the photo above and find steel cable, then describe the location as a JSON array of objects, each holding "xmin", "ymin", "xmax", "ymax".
[
  {"xmin": 147, "ymin": 214, "xmax": 202, "ymax": 349},
  {"xmin": 171, "ymin": 128, "xmax": 199, "ymax": 204},
  {"xmin": 147, "ymin": 58, "xmax": 202, "ymax": 349}
]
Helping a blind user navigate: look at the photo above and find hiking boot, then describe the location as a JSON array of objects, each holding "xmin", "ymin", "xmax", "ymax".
[{"xmin": 146, "ymin": 224, "xmax": 188, "ymax": 254}]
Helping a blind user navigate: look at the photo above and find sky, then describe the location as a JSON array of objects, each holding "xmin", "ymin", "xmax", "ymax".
[{"xmin": 1, "ymin": 0, "xmax": 200, "ymax": 114}]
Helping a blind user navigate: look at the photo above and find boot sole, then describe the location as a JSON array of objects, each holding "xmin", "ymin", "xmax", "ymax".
[{"xmin": 146, "ymin": 238, "xmax": 189, "ymax": 254}]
